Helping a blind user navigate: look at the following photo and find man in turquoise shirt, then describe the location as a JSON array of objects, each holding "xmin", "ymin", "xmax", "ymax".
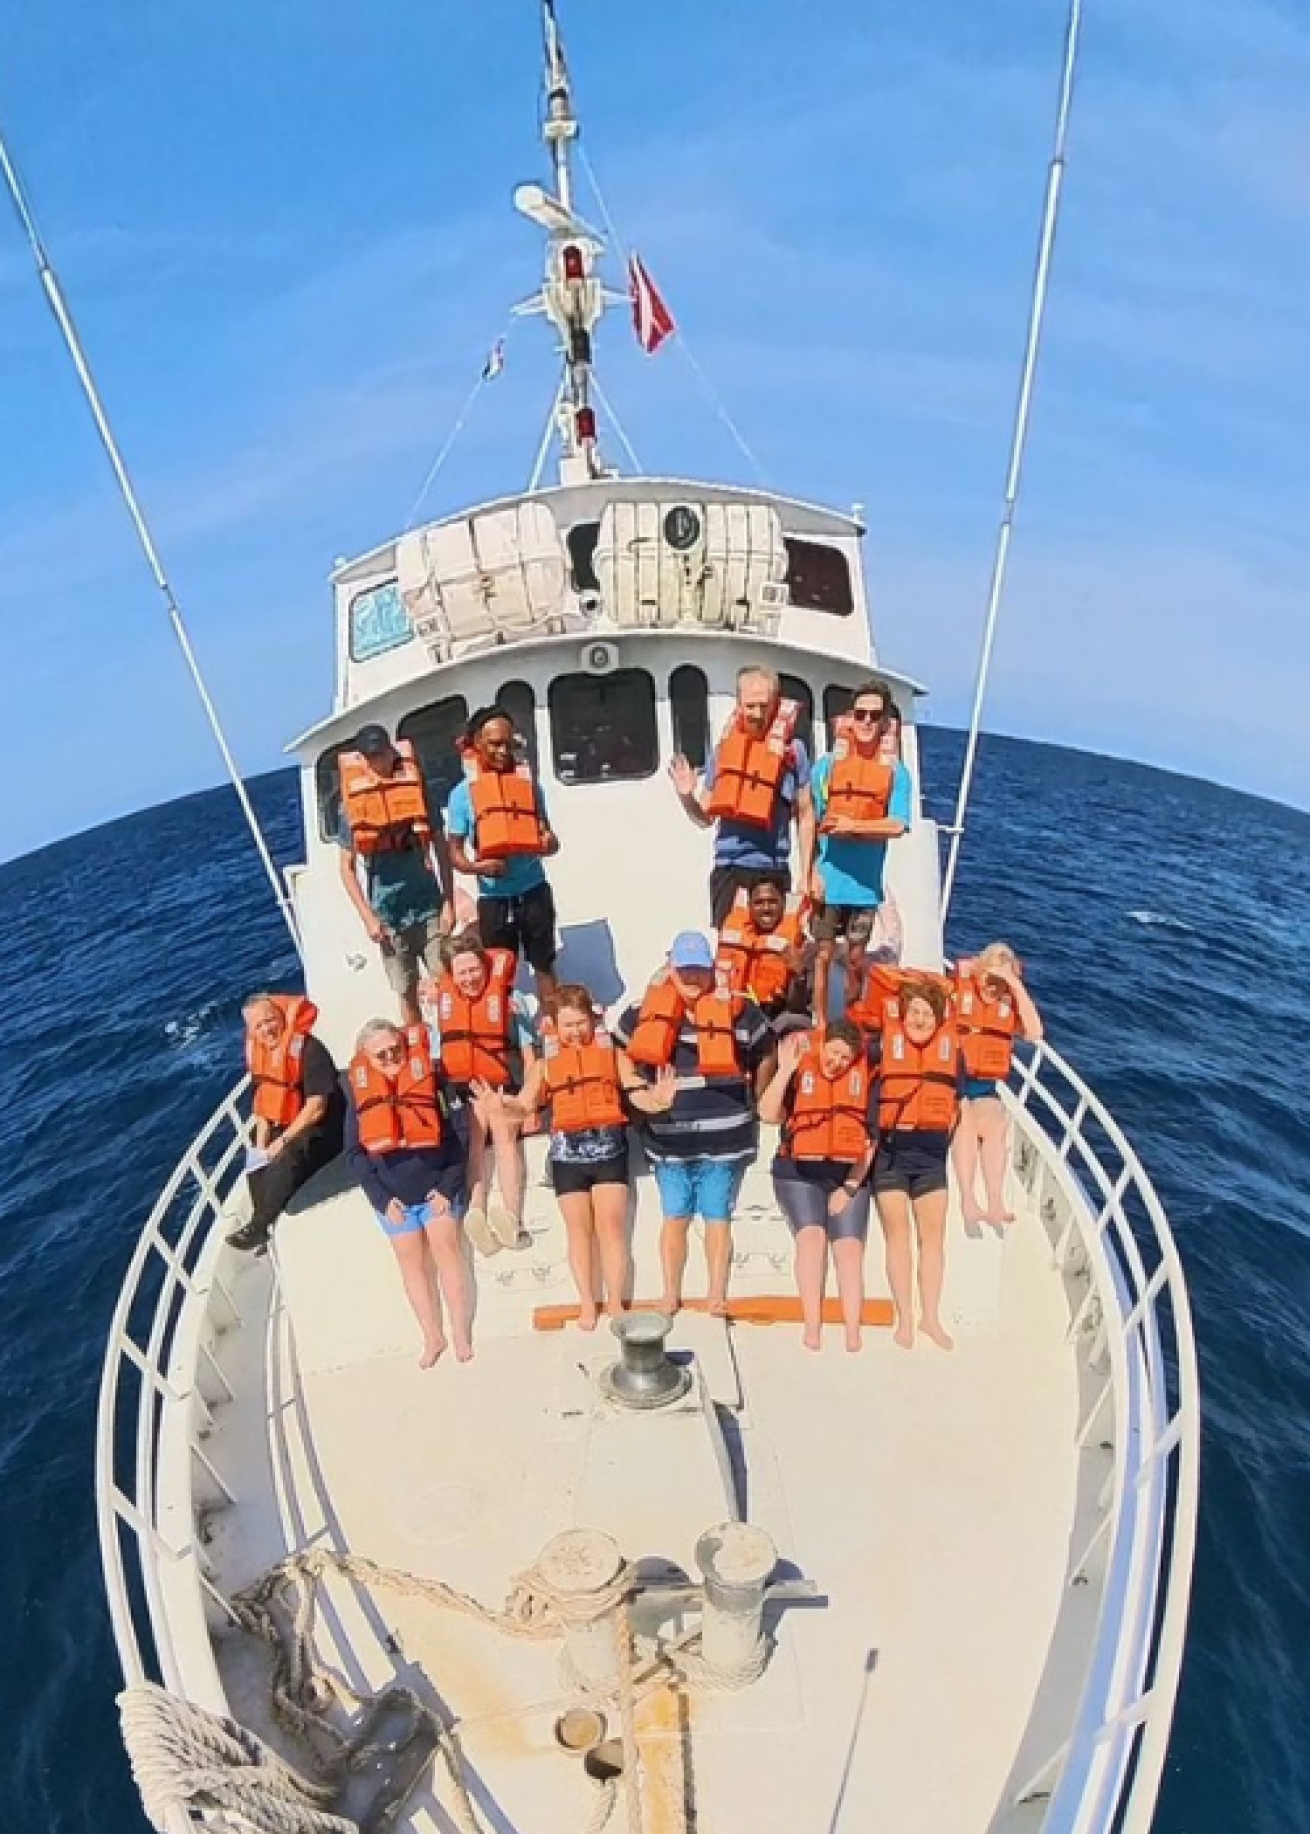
[
  {"xmin": 811, "ymin": 679, "xmax": 912, "ymax": 1022},
  {"xmin": 446, "ymin": 706, "xmax": 561, "ymax": 1000}
]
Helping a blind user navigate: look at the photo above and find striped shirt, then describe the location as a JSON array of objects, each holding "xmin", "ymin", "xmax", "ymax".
[{"xmin": 612, "ymin": 997, "xmax": 775, "ymax": 1164}]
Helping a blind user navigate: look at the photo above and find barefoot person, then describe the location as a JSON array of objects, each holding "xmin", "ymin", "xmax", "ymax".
[
  {"xmin": 337, "ymin": 724, "xmax": 453, "ymax": 1027},
  {"xmin": 425, "ymin": 933, "xmax": 537, "ymax": 1256},
  {"xmin": 345, "ymin": 1019, "xmax": 472, "ymax": 1367},
  {"xmin": 872, "ymin": 977, "xmax": 963, "ymax": 1351},
  {"xmin": 512, "ymin": 985, "xmax": 673, "ymax": 1329},
  {"xmin": 614, "ymin": 931, "xmax": 776, "ymax": 1315},
  {"xmin": 950, "ymin": 943, "xmax": 1044, "ymax": 1227},
  {"xmin": 669, "ymin": 666, "xmax": 816, "ymax": 930},
  {"xmin": 759, "ymin": 1021, "xmax": 874, "ymax": 1352},
  {"xmin": 229, "ymin": 993, "xmax": 345, "ymax": 1254}
]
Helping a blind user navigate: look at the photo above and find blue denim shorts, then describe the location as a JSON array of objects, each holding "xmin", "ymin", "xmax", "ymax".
[
  {"xmin": 651, "ymin": 1158, "xmax": 746, "ymax": 1225},
  {"xmin": 375, "ymin": 1194, "xmax": 466, "ymax": 1238},
  {"xmin": 962, "ymin": 1077, "xmax": 1001, "ymax": 1102}
]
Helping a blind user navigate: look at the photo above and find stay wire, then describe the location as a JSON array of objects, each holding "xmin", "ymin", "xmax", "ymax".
[
  {"xmin": 940, "ymin": 0, "xmax": 1085, "ymax": 919},
  {"xmin": 0, "ymin": 129, "xmax": 303, "ymax": 958},
  {"xmin": 577, "ymin": 142, "xmax": 769, "ymax": 489},
  {"xmin": 404, "ymin": 319, "xmax": 514, "ymax": 531}
]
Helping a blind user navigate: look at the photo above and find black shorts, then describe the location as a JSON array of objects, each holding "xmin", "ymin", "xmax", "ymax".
[
  {"xmin": 478, "ymin": 881, "xmax": 558, "ymax": 973},
  {"xmin": 813, "ymin": 904, "xmax": 876, "ymax": 947},
  {"xmin": 772, "ymin": 1155, "xmax": 870, "ymax": 1242},
  {"xmin": 550, "ymin": 1154, "xmax": 631, "ymax": 1196},
  {"xmin": 709, "ymin": 864, "xmax": 791, "ymax": 932},
  {"xmin": 872, "ymin": 1131, "xmax": 951, "ymax": 1200}
]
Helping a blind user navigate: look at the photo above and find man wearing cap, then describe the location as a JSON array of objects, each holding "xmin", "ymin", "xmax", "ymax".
[
  {"xmin": 337, "ymin": 724, "xmax": 453, "ymax": 1026},
  {"xmin": 613, "ymin": 931, "xmax": 776, "ymax": 1315}
]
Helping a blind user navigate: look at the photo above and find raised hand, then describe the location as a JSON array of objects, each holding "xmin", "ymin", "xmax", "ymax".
[{"xmin": 668, "ymin": 754, "xmax": 697, "ymax": 798}]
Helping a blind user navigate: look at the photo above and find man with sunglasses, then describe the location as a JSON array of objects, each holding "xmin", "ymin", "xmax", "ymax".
[{"xmin": 810, "ymin": 679, "xmax": 912, "ymax": 1023}]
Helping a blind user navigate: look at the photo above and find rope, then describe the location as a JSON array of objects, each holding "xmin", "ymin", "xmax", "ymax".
[
  {"xmin": 940, "ymin": 0, "xmax": 1086, "ymax": 917},
  {"xmin": 0, "ymin": 133, "xmax": 303, "ymax": 960},
  {"xmin": 405, "ymin": 324, "xmax": 513, "ymax": 529},
  {"xmin": 589, "ymin": 370, "xmax": 644, "ymax": 475}
]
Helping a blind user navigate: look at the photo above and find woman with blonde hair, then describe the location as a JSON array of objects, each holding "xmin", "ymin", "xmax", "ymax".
[{"xmin": 950, "ymin": 942, "xmax": 1044, "ymax": 1228}]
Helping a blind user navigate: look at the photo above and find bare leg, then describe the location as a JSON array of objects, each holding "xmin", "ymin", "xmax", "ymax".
[
  {"xmin": 812, "ymin": 940, "xmax": 835, "ymax": 1026},
  {"xmin": 425, "ymin": 1205, "xmax": 473, "ymax": 1361},
  {"xmin": 914, "ymin": 1188, "xmax": 954, "ymax": 1350},
  {"xmin": 951, "ymin": 1103, "xmax": 987, "ymax": 1227},
  {"xmin": 843, "ymin": 946, "xmax": 868, "ymax": 1019},
  {"xmin": 793, "ymin": 1225, "xmax": 828, "ymax": 1350},
  {"xmin": 832, "ymin": 1236, "xmax": 866, "ymax": 1351},
  {"xmin": 874, "ymin": 1188, "xmax": 915, "ymax": 1348},
  {"xmin": 388, "ymin": 1230, "xmax": 446, "ymax": 1367},
  {"xmin": 591, "ymin": 1181, "xmax": 631, "ymax": 1316},
  {"xmin": 975, "ymin": 1096, "xmax": 1014, "ymax": 1223},
  {"xmin": 466, "ymin": 1113, "xmax": 490, "ymax": 1218},
  {"xmin": 535, "ymin": 965, "xmax": 559, "ymax": 1005},
  {"xmin": 558, "ymin": 1189, "xmax": 601, "ymax": 1329},
  {"xmin": 487, "ymin": 1110, "xmax": 526, "ymax": 1242},
  {"xmin": 704, "ymin": 1221, "xmax": 734, "ymax": 1315},
  {"xmin": 659, "ymin": 1216, "xmax": 691, "ymax": 1314}
]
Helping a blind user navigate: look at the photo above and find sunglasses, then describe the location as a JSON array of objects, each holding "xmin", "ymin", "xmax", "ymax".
[
  {"xmin": 851, "ymin": 708, "xmax": 885, "ymax": 724},
  {"xmin": 374, "ymin": 1044, "xmax": 404, "ymax": 1064}
]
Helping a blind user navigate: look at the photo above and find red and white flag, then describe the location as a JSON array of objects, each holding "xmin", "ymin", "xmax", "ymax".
[{"xmin": 628, "ymin": 252, "xmax": 676, "ymax": 354}]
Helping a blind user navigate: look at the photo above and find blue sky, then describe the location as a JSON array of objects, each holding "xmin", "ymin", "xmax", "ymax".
[{"xmin": 1, "ymin": 0, "xmax": 1306, "ymax": 859}]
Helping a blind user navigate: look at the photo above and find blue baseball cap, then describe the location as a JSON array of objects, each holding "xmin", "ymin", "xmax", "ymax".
[{"xmin": 668, "ymin": 930, "xmax": 715, "ymax": 971}]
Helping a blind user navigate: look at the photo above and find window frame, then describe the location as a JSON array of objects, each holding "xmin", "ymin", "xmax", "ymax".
[
  {"xmin": 779, "ymin": 672, "xmax": 815, "ymax": 760},
  {"xmin": 669, "ymin": 663, "xmax": 711, "ymax": 771},
  {"xmin": 347, "ymin": 578, "xmax": 415, "ymax": 662},
  {"xmin": 397, "ymin": 693, "xmax": 471, "ymax": 823},
  {"xmin": 784, "ymin": 538, "xmax": 855, "ymax": 617},
  {"xmin": 547, "ymin": 667, "xmax": 661, "ymax": 787},
  {"xmin": 496, "ymin": 679, "xmax": 540, "ymax": 772}
]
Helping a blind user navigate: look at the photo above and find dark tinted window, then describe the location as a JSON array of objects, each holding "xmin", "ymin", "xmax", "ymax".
[
  {"xmin": 496, "ymin": 680, "xmax": 539, "ymax": 771},
  {"xmin": 785, "ymin": 538, "xmax": 854, "ymax": 616},
  {"xmin": 669, "ymin": 665, "xmax": 710, "ymax": 769},
  {"xmin": 549, "ymin": 669, "xmax": 658, "ymax": 784},
  {"xmin": 398, "ymin": 694, "xmax": 470, "ymax": 820},
  {"xmin": 316, "ymin": 743, "xmax": 349, "ymax": 841},
  {"xmin": 568, "ymin": 522, "xmax": 601, "ymax": 594},
  {"xmin": 779, "ymin": 673, "xmax": 815, "ymax": 759},
  {"xmin": 823, "ymin": 683, "xmax": 854, "ymax": 748}
]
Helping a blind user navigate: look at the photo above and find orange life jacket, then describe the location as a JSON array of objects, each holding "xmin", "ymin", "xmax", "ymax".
[
  {"xmin": 820, "ymin": 716, "xmax": 895, "ymax": 832},
  {"xmin": 848, "ymin": 965, "xmax": 950, "ymax": 1037},
  {"xmin": 339, "ymin": 739, "xmax": 432, "ymax": 857},
  {"xmin": 542, "ymin": 1019, "xmax": 627, "ymax": 1133},
  {"xmin": 877, "ymin": 1018, "xmax": 960, "ymax": 1134},
  {"xmin": 704, "ymin": 699, "xmax": 801, "ymax": 830},
  {"xmin": 350, "ymin": 1026, "xmax": 443, "ymax": 1154},
  {"xmin": 784, "ymin": 1041, "xmax": 870, "ymax": 1162},
  {"xmin": 467, "ymin": 756, "xmax": 548, "ymax": 859},
  {"xmin": 716, "ymin": 889, "xmax": 807, "ymax": 1009},
  {"xmin": 436, "ymin": 949, "xmax": 517, "ymax": 1086},
  {"xmin": 246, "ymin": 995, "xmax": 318, "ymax": 1130},
  {"xmin": 955, "ymin": 970, "xmax": 1019, "ymax": 1082},
  {"xmin": 626, "ymin": 977, "xmax": 742, "ymax": 1080}
]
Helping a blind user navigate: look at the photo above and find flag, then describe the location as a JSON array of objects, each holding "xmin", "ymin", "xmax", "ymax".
[
  {"xmin": 628, "ymin": 253, "xmax": 676, "ymax": 354},
  {"xmin": 481, "ymin": 338, "xmax": 506, "ymax": 381}
]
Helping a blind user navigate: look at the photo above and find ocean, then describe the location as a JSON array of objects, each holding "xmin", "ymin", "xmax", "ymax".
[{"xmin": 1, "ymin": 727, "xmax": 1307, "ymax": 1831}]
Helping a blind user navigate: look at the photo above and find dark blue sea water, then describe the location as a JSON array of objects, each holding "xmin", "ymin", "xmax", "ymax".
[{"xmin": 2, "ymin": 729, "xmax": 1308, "ymax": 1831}]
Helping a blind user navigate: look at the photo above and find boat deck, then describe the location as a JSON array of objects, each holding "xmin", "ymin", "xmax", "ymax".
[{"xmin": 199, "ymin": 1140, "xmax": 1098, "ymax": 1834}]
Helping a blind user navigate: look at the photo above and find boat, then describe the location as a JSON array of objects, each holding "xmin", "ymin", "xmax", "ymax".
[{"xmin": 81, "ymin": 6, "xmax": 1199, "ymax": 1831}]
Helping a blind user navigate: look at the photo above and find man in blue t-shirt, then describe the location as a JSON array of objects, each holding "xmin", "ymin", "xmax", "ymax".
[
  {"xmin": 810, "ymin": 678, "xmax": 912, "ymax": 1022},
  {"xmin": 445, "ymin": 705, "xmax": 561, "ymax": 1001},
  {"xmin": 668, "ymin": 666, "xmax": 816, "ymax": 931}
]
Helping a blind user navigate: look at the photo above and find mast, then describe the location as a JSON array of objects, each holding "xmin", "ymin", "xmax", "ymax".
[{"xmin": 514, "ymin": 0, "xmax": 621, "ymax": 484}]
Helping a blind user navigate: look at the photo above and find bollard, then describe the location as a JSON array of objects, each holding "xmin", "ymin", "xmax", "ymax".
[
  {"xmin": 537, "ymin": 1528, "xmax": 627, "ymax": 1692},
  {"xmin": 695, "ymin": 1521, "xmax": 777, "ymax": 1682}
]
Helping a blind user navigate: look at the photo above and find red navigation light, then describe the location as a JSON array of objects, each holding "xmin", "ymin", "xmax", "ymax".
[
  {"xmin": 576, "ymin": 406, "xmax": 597, "ymax": 442},
  {"xmin": 562, "ymin": 243, "xmax": 585, "ymax": 282}
]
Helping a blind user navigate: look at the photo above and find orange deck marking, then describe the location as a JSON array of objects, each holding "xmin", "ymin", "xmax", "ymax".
[{"xmin": 532, "ymin": 1295, "xmax": 895, "ymax": 1331}]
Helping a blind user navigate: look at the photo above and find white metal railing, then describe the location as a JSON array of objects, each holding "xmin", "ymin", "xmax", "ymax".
[
  {"xmin": 95, "ymin": 1077, "xmax": 254, "ymax": 1710},
  {"xmin": 95, "ymin": 1049, "xmax": 1199, "ymax": 1834},
  {"xmin": 1003, "ymin": 1039, "xmax": 1201, "ymax": 1833}
]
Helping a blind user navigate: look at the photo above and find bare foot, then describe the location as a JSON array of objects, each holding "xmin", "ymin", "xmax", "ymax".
[
  {"xmin": 986, "ymin": 1208, "xmax": 1016, "ymax": 1226},
  {"xmin": 420, "ymin": 1336, "xmax": 447, "ymax": 1370},
  {"xmin": 658, "ymin": 1294, "xmax": 682, "ymax": 1317},
  {"xmin": 577, "ymin": 1305, "xmax": 599, "ymax": 1333},
  {"xmin": 453, "ymin": 1339, "xmax": 474, "ymax": 1363},
  {"xmin": 920, "ymin": 1318, "xmax": 955, "ymax": 1351},
  {"xmin": 893, "ymin": 1319, "xmax": 915, "ymax": 1350},
  {"xmin": 844, "ymin": 1327, "xmax": 863, "ymax": 1353},
  {"xmin": 962, "ymin": 1204, "xmax": 986, "ymax": 1227},
  {"xmin": 706, "ymin": 1294, "xmax": 730, "ymax": 1318},
  {"xmin": 802, "ymin": 1326, "xmax": 822, "ymax": 1351}
]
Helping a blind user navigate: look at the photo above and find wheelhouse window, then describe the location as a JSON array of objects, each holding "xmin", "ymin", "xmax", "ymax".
[
  {"xmin": 779, "ymin": 673, "xmax": 815, "ymax": 759},
  {"xmin": 823, "ymin": 684, "xmax": 853, "ymax": 748},
  {"xmin": 549, "ymin": 669, "xmax": 658, "ymax": 784},
  {"xmin": 496, "ymin": 680, "xmax": 539, "ymax": 771},
  {"xmin": 316, "ymin": 744, "xmax": 349, "ymax": 841},
  {"xmin": 567, "ymin": 521, "xmax": 601, "ymax": 595},
  {"xmin": 398, "ymin": 694, "xmax": 470, "ymax": 820},
  {"xmin": 669, "ymin": 664, "xmax": 710, "ymax": 769},
  {"xmin": 784, "ymin": 539, "xmax": 854, "ymax": 617},
  {"xmin": 348, "ymin": 579, "xmax": 414, "ymax": 661}
]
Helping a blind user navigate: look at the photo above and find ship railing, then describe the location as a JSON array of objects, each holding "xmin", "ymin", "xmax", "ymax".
[
  {"xmin": 95, "ymin": 1076, "xmax": 254, "ymax": 1732},
  {"xmin": 1004, "ymin": 1040, "xmax": 1200, "ymax": 1833}
]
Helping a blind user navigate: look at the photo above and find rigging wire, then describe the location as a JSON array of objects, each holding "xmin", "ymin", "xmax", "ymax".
[
  {"xmin": 589, "ymin": 369, "xmax": 644, "ymax": 474},
  {"xmin": 939, "ymin": 0, "xmax": 1085, "ymax": 920},
  {"xmin": 527, "ymin": 376, "xmax": 566, "ymax": 492},
  {"xmin": 577, "ymin": 142, "xmax": 770, "ymax": 488},
  {"xmin": 404, "ymin": 322, "xmax": 514, "ymax": 531},
  {"xmin": 0, "ymin": 131, "xmax": 303, "ymax": 958}
]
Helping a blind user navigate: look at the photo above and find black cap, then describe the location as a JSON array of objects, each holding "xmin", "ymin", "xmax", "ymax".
[{"xmin": 353, "ymin": 723, "xmax": 392, "ymax": 756}]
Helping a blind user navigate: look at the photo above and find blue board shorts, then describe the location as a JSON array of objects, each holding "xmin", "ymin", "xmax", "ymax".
[
  {"xmin": 962, "ymin": 1077, "xmax": 1001, "ymax": 1102},
  {"xmin": 652, "ymin": 1158, "xmax": 747, "ymax": 1225}
]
